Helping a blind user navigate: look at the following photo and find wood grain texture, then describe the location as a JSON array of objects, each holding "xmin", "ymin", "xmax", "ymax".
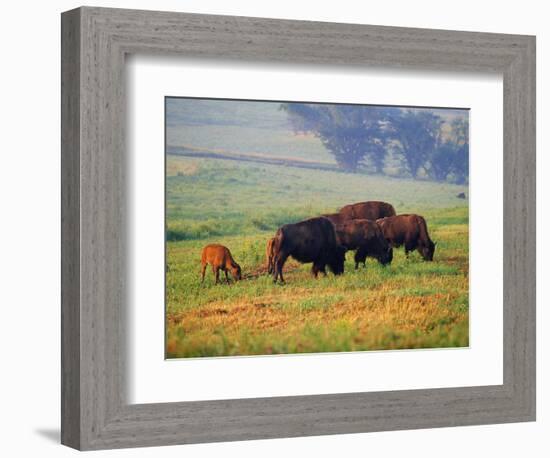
[
  {"xmin": 60, "ymin": 7, "xmax": 81, "ymax": 450},
  {"xmin": 61, "ymin": 6, "xmax": 536, "ymax": 450}
]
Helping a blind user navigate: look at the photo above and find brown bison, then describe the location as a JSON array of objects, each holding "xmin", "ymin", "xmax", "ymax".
[
  {"xmin": 200, "ymin": 244, "xmax": 242, "ymax": 284},
  {"xmin": 335, "ymin": 219, "xmax": 393, "ymax": 268},
  {"xmin": 272, "ymin": 216, "xmax": 346, "ymax": 283},
  {"xmin": 376, "ymin": 214, "xmax": 436, "ymax": 261},
  {"xmin": 322, "ymin": 212, "xmax": 348, "ymax": 226},
  {"xmin": 265, "ymin": 237, "xmax": 276, "ymax": 274},
  {"xmin": 339, "ymin": 201, "xmax": 396, "ymax": 221}
]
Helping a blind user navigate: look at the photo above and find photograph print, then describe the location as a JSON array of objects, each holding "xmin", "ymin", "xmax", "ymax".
[{"xmin": 165, "ymin": 97, "xmax": 469, "ymax": 359}]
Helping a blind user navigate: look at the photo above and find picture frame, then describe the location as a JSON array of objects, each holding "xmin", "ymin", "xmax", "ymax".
[{"xmin": 61, "ymin": 6, "xmax": 535, "ymax": 450}]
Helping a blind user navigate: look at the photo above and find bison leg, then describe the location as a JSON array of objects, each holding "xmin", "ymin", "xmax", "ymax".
[
  {"xmin": 272, "ymin": 259, "xmax": 279, "ymax": 283},
  {"xmin": 405, "ymin": 240, "xmax": 416, "ymax": 258},
  {"xmin": 214, "ymin": 266, "xmax": 220, "ymax": 284},
  {"xmin": 200, "ymin": 262, "xmax": 207, "ymax": 283},
  {"xmin": 311, "ymin": 265, "xmax": 317, "ymax": 278},
  {"xmin": 224, "ymin": 270, "xmax": 231, "ymax": 284},
  {"xmin": 354, "ymin": 248, "xmax": 367, "ymax": 269},
  {"xmin": 273, "ymin": 252, "xmax": 288, "ymax": 283},
  {"xmin": 311, "ymin": 263, "xmax": 327, "ymax": 278},
  {"xmin": 311, "ymin": 264, "xmax": 320, "ymax": 278}
]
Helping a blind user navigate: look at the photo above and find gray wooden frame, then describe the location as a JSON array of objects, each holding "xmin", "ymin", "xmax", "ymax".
[{"xmin": 61, "ymin": 6, "xmax": 536, "ymax": 451}]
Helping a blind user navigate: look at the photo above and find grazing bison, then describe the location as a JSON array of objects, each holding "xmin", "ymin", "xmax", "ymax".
[
  {"xmin": 200, "ymin": 244, "xmax": 242, "ymax": 284},
  {"xmin": 265, "ymin": 237, "xmax": 276, "ymax": 274},
  {"xmin": 376, "ymin": 214, "xmax": 436, "ymax": 261},
  {"xmin": 335, "ymin": 219, "xmax": 393, "ymax": 268},
  {"xmin": 272, "ymin": 216, "xmax": 346, "ymax": 283},
  {"xmin": 322, "ymin": 212, "xmax": 348, "ymax": 226},
  {"xmin": 339, "ymin": 201, "xmax": 396, "ymax": 221}
]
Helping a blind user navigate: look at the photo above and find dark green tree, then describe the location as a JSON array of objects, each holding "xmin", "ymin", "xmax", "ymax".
[
  {"xmin": 429, "ymin": 141, "xmax": 456, "ymax": 181},
  {"xmin": 280, "ymin": 103, "xmax": 396, "ymax": 173},
  {"xmin": 427, "ymin": 117, "xmax": 469, "ymax": 183},
  {"xmin": 388, "ymin": 110, "xmax": 444, "ymax": 178},
  {"xmin": 449, "ymin": 117, "xmax": 469, "ymax": 184}
]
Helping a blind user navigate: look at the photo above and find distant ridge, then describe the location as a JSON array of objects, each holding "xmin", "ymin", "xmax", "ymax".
[{"xmin": 167, "ymin": 145, "xmax": 340, "ymax": 172}]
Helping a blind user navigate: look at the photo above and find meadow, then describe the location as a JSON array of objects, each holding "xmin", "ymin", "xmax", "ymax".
[{"xmin": 165, "ymin": 155, "xmax": 469, "ymax": 358}]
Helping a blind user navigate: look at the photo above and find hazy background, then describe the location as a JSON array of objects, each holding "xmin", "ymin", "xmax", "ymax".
[{"xmin": 166, "ymin": 98, "xmax": 469, "ymax": 182}]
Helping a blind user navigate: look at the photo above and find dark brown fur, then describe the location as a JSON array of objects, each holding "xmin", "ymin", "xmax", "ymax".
[
  {"xmin": 200, "ymin": 244, "xmax": 242, "ymax": 284},
  {"xmin": 322, "ymin": 212, "xmax": 348, "ymax": 226},
  {"xmin": 339, "ymin": 201, "xmax": 396, "ymax": 221},
  {"xmin": 335, "ymin": 219, "xmax": 393, "ymax": 268},
  {"xmin": 376, "ymin": 214, "xmax": 436, "ymax": 261},
  {"xmin": 272, "ymin": 216, "xmax": 346, "ymax": 283}
]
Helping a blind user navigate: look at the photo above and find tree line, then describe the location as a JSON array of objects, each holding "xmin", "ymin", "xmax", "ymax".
[{"xmin": 280, "ymin": 103, "xmax": 469, "ymax": 184}]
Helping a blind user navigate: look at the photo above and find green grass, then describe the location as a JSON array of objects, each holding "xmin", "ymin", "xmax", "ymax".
[
  {"xmin": 166, "ymin": 155, "xmax": 469, "ymax": 358},
  {"xmin": 166, "ymin": 155, "xmax": 468, "ymax": 239}
]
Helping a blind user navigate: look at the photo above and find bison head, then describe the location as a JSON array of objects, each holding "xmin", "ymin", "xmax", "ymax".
[
  {"xmin": 377, "ymin": 246, "xmax": 393, "ymax": 265},
  {"xmin": 328, "ymin": 245, "xmax": 346, "ymax": 275},
  {"xmin": 231, "ymin": 263, "xmax": 242, "ymax": 281},
  {"xmin": 420, "ymin": 240, "xmax": 436, "ymax": 261},
  {"xmin": 374, "ymin": 234, "xmax": 393, "ymax": 265}
]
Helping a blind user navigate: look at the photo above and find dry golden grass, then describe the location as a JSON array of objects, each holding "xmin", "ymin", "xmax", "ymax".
[
  {"xmin": 166, "ymin": 158, "xmax": 199, "ymax": 177},
  {"xmin": 166, "ymin": 233, "xmax": 469, "ymax": 358}
]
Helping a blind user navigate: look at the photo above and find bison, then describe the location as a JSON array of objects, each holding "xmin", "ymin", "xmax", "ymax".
[
  {"xmin": 376, "ymin": 214, "xmax": 436, "ymax": 261},
  {"xmin": 272, "ymin": 216, "xmax": 346, "ymax": 283},
  {"xmin": 339, "ymin": 201, "xmax": 396, "ymax": 221},
  {"xmin": 322, "ymin": 212, "xmax": 348, "ymax": 226},
  {"xmin": 200, "ymin": 244, "xmax": 242, "ymax": 284},
  {"xmin": 265, "ymin": 237, "xmax": 276, "ymax": 274},
  {"xmin": 335, "ymin": 219, "xmax": 393, "ymax": 268}
]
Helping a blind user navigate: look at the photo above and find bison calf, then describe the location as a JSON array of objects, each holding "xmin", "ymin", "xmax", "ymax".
[
  {"xmin": 200, "ymin": 244, "xmax": 242, "ymax": 284},
  {"xmin": 376, "ymin": 214, "xmax": 436, "ymax": 261},
  {"xmin": 265, "ymin": 237, "xmax": 276, "ymax": 274},
  {"xmin": 335, "ymin": 219, "xmax": 393, "ymax": 268},
  {"xmin": 272, "ymin": 216, "xmax": 346, "ymax": 283}
]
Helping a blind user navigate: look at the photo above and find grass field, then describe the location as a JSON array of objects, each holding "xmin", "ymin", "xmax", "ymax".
[{"xmin": 165, "ymin": 155, "xmax": 469, "ymax": 358}]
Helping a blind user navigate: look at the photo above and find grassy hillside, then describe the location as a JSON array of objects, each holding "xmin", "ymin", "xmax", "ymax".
[
  {"xmin": 165, "ymin": 155, "xmax": 469, "ymax": 358},
  {"xmin": 167, "ymin": 97, "xmax": 334, "ymax": 163}
]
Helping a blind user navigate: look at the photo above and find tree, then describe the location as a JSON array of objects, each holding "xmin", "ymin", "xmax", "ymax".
[
  {"xmin": 449, "ymin": 117, "xmax": 469, "ymax": 184},
  {"xmin": 280, "ymin": 103, "xmax": 396, "ymax": 173},
  {"xmin": 429, "ymin": 140, "xmax": 456, "ymax": 181},
  {"xmin": 427, "ymin": 116, "xmax": 469, "ymax": 183},
  {"xmin": 388, "ymin": 110, "xmax": 443, "ymax": 178}
]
